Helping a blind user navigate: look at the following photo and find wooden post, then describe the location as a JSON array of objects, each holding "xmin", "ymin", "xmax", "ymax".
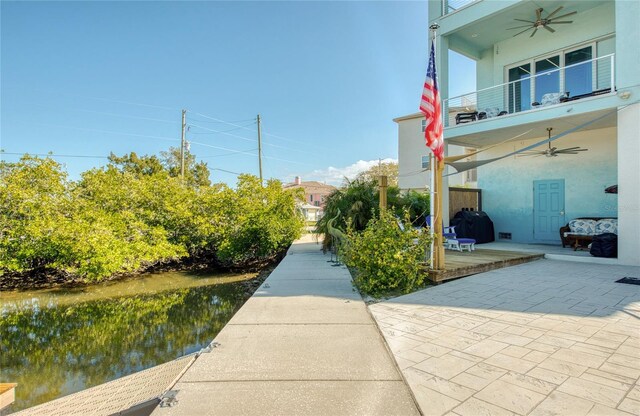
[
  {"xmin": 432, "ymin": 159, "xmax": 446, "ymax": 270},
  {"xmin": 379, "ymin": 175, "xmax": 388, "ymax": 213}
]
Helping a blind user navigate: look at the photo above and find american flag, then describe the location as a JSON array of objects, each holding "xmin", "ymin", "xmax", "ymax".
[{"xmin": 419, "ymin": 42, "xmax": 444, "ymax": 161}]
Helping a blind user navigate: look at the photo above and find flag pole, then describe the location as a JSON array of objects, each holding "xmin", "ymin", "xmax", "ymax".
[
  {"xmin": 430, "ymin": 23, "xmax": 445, "ymax": 271},
  {"xmin": 429, "ymin": 152, "xmax": 435, "ymax": 266}
]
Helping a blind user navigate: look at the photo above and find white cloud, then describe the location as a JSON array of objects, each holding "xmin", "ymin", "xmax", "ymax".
[{"xmin": 291, "ymin": 158, "xmax": 397, "ymax": 186}]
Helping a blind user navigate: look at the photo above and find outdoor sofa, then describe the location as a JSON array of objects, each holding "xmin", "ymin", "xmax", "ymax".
[{"xmin": 560, "ymin": 217, "xmax": 618, "ymax": 250}]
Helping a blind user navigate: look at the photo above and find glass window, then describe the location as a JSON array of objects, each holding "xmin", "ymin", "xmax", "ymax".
[
  {"xmin": 421, "ymin": 155, "xmax": 430, "ymax": 169},
  {"xmin": 309, "ymin": 194, "xmax": 313, "ymax": 202},
  {"xmin": 421, "ymin": 119, "xmax": 426, "ymax": 132},
  {"xmin": 508, "ymin": 64, "xmax": 531, "ymax": 113},
  {"xmin": 535, "ymin": 56, "xmax": 560, "ymax": 102},
  {"xmin": 565, "ymin": 46, "xmax": 592, "ymax": 97}
]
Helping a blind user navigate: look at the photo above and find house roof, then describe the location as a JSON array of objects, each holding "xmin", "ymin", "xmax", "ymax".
[{"xmin": 284, "ymin": 181, "xmax": 336, "ymax": 193}]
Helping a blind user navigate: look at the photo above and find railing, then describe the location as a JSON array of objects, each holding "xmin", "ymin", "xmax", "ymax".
[
  {"xmin": 443, "ymin": 54, "xmax": 615, "ymax": 127},
  {"xmin": 443, "ymin": 0, "xmax": 479, "ymax": 15}
]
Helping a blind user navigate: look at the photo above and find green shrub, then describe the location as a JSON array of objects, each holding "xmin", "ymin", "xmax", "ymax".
[
  {"xmin": 0, "ymin": 154, "xmax": 304, "ymax": 282},
  {"xmin": 342, "ymin": 210, "xmax": 431, "ymax": 296}
]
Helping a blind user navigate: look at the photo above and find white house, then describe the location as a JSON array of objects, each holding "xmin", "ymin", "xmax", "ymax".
[{"xmin": 397, "ymin": 0, "xmax": 640, "ymax": 266}]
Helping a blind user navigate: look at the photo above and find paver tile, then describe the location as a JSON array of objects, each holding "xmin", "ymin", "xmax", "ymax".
[
  {"xmin": 410, "ymin": 384, "xmax": 461, "ymax": 416},
  {"xmin": 527, "ymin": 367, "xmax": 570, "ymax": 385},
  {"xmin": 599, "ymin": 362, "xmax": 640, "ymax": 380},
  {"xmin": 607, "ymin": 353, "xmax": 640, "ymax": 370},
  {"xmin": 453, "ymin": 397, "xmax": 516, "ymax": 416},
  {"xmin": 522, "ymin": 350, "xmax": 550, "ymax": 364},
  {"xmin": 550, "ymin": 348, "xmax": 607, "ymax": 369},
  {"xmin": 538, "ymin": 357, "xmax": 588, "ymax": 377},
  {"xmin": 463, "ymin": 339, "xmax": 509, "ymax": 358},
  {"xmin": 418, "ymin": 375, "xmax": 477, "ymax": 401},
  {"xmin": 501, "ymin": 345, "xmax": 531, "ymax": 358},
  {"xmin": 474, "ymin": 379, "xmax": 546, "ymax": 415},
  {"xmin": 557, "ymin": 377, "xmax": 627, "ymax": 407},
  {"xmin": 413, "ymin": 354, "xmax": 476, "ymax": 380},
  {"xmin": 529, "ymin": 391, "xmax": 596, "ymax": 416},
  {"xmin": 484, "ymin": 352, "xmax": 537, "ymax": 374},
  {"xmin": 587, "ymin": 404, "xmax": 634, "ymax": 416},
  {"xmin": 413, "ymin": 342, "xmax": 452, "ymax": 357},
  {"xmin": 617, "ymin": 398, "xmax": 640, "ymax": 415},
  {"xmin": 450, "ymin": 371, "xmax": 493, "ymax": 391},
  {"xmin": 580, "ymin": 371, "xmax": 633, "ymax": 391},
  {"xmin": 499, "ymin": 370, "xmax": 556, "ymax": 395}
]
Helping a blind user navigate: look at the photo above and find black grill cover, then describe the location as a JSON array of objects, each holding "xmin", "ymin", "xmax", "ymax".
[
  {"xmin": 590, "ymin": 233, "xmax": 617, "ymax": 258},
  {"xmin": 450, "ymin": 211, "xmax": 495, "ymax": 244}
]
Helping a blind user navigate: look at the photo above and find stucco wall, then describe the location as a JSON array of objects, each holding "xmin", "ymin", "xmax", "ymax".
[
  {"xmin": 397, "ymin": 117, "xmax": 470, "ymax": 191},
  {"xmin": 478, "ymin": 127, "xmax": 617, "ymax": 244}
]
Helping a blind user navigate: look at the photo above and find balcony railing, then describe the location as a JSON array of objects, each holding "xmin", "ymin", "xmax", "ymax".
[
  {"xmin": 443, "ymin": 0, "xmax": 478, "ymax": 15},
  {"xmin": 443, "ymin": 54, "xmax": 615, "ymax": 128}
]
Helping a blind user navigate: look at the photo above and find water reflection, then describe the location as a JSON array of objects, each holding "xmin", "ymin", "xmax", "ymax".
[{"xmin": 0, "ymin": 271, "xmax": 251, "ymax": 412}]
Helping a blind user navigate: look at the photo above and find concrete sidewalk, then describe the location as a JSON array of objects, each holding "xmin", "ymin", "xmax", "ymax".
[{"xmin": 152, "ymin": 236, "xmax": 420, "ymax": 415}]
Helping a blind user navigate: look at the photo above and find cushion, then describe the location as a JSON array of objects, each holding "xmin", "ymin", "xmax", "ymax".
[
  {"xmin": 595, "ymin": 219, "xmax": 618, "ymax": 235},
  {"xmin": 484, "ymin": 107, "xmax": 499, "ymax": 118},
  {"xmin": 541, "ymin": 93, "xmax": 562, "ymax": 106},
  {"xmin": 569, "ymin": 219, "xmax": 596, "ymax": 235}
]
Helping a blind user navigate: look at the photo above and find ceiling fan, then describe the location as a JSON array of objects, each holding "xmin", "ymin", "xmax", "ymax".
[
  {"xmin": 519, "ymin": 128, "xmax": 588, "ymax": 157},
  {"xmin": 508, "ymin": 6, "xmax": 577, "ymax": 38}
]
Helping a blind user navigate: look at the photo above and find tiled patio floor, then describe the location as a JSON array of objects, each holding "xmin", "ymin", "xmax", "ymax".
[{"xmin": 370, "ymin": 259, "xmax": 640, "ymax": 416}]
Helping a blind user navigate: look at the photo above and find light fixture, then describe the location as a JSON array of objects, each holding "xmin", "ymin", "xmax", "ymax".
[{"xmin": 618, "ymin": 90, "xmax": 632, "ymax": 100}]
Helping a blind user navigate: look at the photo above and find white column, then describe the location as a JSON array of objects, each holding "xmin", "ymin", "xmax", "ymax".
[{"xmin": 617, "ymin": 103, "xmax": 640, "ymax": 266}]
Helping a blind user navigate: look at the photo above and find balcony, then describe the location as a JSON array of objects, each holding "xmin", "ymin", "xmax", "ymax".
[
  {"xmin": 443, "ymin": 54, "xmax": 615, "ymax": 128},
  {"xmin": 443, "ymin": 0, "xmax": 479, "ymax": 15}
]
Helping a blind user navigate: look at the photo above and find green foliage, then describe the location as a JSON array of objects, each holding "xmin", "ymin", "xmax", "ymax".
[
  {"xmin": 315, "ymin": 179, "xmax": 430, "ymax": 251},
  {"xmin": 0, "ymin": 154, "xmax": 304, "ymax": 283},
  {"xmin": 216, "ymin": 175, "xmax": 305, "ymax": 265},
  {"xmin": 355, "ymin": 161, "xmax": 399, "ymax": 186},
  {"xmin": 342, "ymin": 210, "xmax": 431, "ymax": 296}
]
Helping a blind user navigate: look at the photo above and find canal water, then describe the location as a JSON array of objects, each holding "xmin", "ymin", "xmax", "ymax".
[{"xmin": 0, "ymin": 270, "xmax": 256, "ymax": 412}]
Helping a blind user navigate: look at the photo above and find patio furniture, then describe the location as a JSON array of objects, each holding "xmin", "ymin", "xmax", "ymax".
[
  {"xmin": 455, "ymin": 112, "xmax": 478, "ymax": 124},
  {"xmin": 445, "ymin": 237, "xmax": 476, "ymax": 252},
  {"xmin": 560, "ymin": 217, "xmax": 618, "ymax": 250}
]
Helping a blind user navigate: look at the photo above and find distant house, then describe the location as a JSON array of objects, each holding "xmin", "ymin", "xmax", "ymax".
[{"xmin": 284, "ymin": 177, "xmax": 336, "ymax": 220}]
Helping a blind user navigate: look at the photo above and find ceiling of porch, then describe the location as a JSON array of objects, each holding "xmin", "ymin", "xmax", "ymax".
[
  {"xmin": 446, "ymin": 107, "xmax": 617, "ymax": 148},
  {"xmin": 447, "ymin": 0, "xmax": 609, "ymax": 57}
]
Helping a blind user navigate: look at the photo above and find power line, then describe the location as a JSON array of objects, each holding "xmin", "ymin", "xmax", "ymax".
[
  {"xmin": 193, "ymin": 110, "xmax": 322, "ymax": 150},
  {"xmin": 212, "ymin": 168, "xmax": 242, "ymax": 176},
  {"xmin": 199, "ymin": 148, "xmax": 259, "ymax": 159}
]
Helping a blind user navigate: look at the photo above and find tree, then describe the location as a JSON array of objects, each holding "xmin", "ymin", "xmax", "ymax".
[
  {"xmin": 160, "ymin": 147, "xmax": 211, "ymax": 188},
  {"xmin": 355, "ymin": 161, "xmax": 398, "ymax": 186},
  {"xmin": 107, "ymin": 152, "xmax": 164, "ymax": 176}
]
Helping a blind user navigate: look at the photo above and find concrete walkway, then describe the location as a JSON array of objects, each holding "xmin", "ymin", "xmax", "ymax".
[
  {"xmin": 370, "ymin": 260, "xmax": 640, "ymax": 416},
  {"xmin": 152, "ymin": 236, "xmax": 420, "ymax": 415}
]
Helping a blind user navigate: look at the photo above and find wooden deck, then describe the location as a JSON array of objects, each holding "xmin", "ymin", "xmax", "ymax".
[
  {"xmin": 0, "ymin": 383, "xmax": 17, "ymax": 411},
  {"xmin": 427, "ymin": 248, "xmax": 544, "ymax": 283}
]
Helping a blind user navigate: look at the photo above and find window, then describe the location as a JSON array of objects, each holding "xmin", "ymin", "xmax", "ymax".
[
  {"xmin": 508, "ymin": 64, "xmax": 531, "ymax": 113},
  {"xmin": 314, "ymin": 201, "xmax": 320, "ymax": 207},
  {"xmin": 309, "ymin": 194, "xmax": 313, "ymax": 202},
  {"xmin": 421, "ymin": 155, "xmax": 430, "ymax": 169},
  {"xmin": 565, "ymin": 46, "xmax": 593, "ymax": 97},
  {"xmin": 505, "ymin": 42, "xmax": 599, "ymax": 111},
  {"xmin": 421, "ymin": 119, "xmax": 426, "ymax": 132},
  {"xmin": 534, "ymin": 56, "xmax": 560, "ymax": 103}
]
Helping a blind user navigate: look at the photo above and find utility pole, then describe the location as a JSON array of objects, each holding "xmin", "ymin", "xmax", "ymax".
[
  {"xmin": 180, "ymin": 109, "xmax": 186, "ymax": 180},
  {"xmin": 257, "ymin": 114, "xmax": 263, "ymax": 184}
]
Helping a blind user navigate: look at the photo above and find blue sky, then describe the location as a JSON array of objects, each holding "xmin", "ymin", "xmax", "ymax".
[{"xmin": 1, "ymin": 1, "xmax": 475, "ymax": 186}]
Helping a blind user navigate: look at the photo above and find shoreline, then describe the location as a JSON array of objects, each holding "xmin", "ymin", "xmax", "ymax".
[{"xmin": 0, "ymin": 250, "xmax": 287, "ymax": 293}]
